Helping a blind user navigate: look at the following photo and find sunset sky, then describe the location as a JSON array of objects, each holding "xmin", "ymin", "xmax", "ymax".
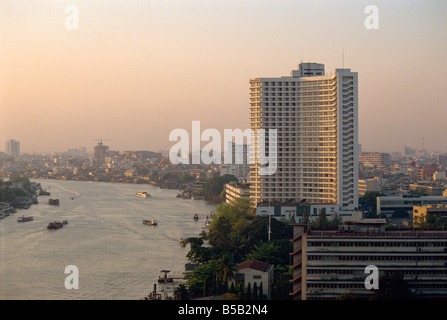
[{"xmin": 1, "ymin": 0, "xmax": 446, "ymax": 154}]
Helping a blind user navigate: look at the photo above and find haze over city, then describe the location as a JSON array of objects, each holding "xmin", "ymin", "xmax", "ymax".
[{"xmin": 1, "ymin": 0, "xmax": 446, "ymax": 154}]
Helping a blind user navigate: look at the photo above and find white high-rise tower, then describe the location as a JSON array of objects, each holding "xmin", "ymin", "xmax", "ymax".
[{"xmin": 249, "ymin": 62, "xmax": 358, "ymax": 210}]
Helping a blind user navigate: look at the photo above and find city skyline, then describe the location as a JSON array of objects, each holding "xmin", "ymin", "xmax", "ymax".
[{"xmin": 1, "ymin": 1, "xmax": 446, "ymax": 154}]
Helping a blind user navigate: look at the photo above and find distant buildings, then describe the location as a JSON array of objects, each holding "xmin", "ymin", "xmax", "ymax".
[
  {"xmin": 413, "ymin": 204, "xmax": 447, "ymax": 226},
  {"xmin": 359, "ymin": 152, "xmax": 391, "ymax": 167},
  {"xmin": 5, "ymin": 139, "xmax": 20, "ymax": 157},
  {"xmin": 220, "ymin": 142, "xmax": 250, "ymax": 182},
  {"xmin": 358, "ymin": 177, "xmax": 381, "ymax": 197},
  {"xmin": 377, "ymin": 195, "xmax": 447, "ymax": 217},
  {"xmin": 249, "ymin": 62, "xmax": 358, "ymax": 211},
  {"xmin": 93, "ymin": 140, "xmax": 110, "ymax": 164}
]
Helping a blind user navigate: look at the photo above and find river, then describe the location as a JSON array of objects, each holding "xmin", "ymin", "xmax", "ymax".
[{"xmin": 0, "ymin": 179, "xmax": 217, "ymax": 300}]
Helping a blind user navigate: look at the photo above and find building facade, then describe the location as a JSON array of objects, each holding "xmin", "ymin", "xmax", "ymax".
[
  {"xmin": 235, "ymin": 260, "xmax": 274, "ymax": 299},
  {"xmin": 249, "ymin": 62, "xmax": 358, "ymax": 211},
  {"xmin": 220, "ymin": 142, "xmax": 250, "ymax": 182},
  {"xmin": 225, "ymin": 182, "xmax": 250, "ymax": 206},
  {"xmin": 413, "ymin": 204, "xmax": 447, "ymax": 226},
  {"xmin": 5, "ymin": 139, "xmax": 20, "ymax": 157},
  {"xmin": 358, "ymin": 152, "xmax": 391, "ymax": 167},
  {"xmin": 358, "ymin": 177, "xmax": 381, "ymax": 197},
  {"xmin": 290, "ymin": 220, "xmax": 447, "ymax": 300},
  {"xmin": 377, "ymin": 195, "xmax": 447, "ymax": 216}
]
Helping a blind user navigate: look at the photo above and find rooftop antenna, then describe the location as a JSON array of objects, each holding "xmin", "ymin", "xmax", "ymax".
[{"xmin": 342, "ymin": 48, "xmax": 344, "ymax": 68}]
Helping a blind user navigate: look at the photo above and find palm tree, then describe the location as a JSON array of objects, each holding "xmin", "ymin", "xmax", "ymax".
[{"xmin": 215, "ymin": 254, "xmax": 236, "ymax": 289}]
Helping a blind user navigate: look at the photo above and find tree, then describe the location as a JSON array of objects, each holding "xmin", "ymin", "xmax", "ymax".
[
  {"xmin": 359, "ymin": 191, "xmax": 383, "ymax": 215},
  {"xmin": 271, "ymin": 265, "xmax": 292, "ymax": 300},
  {"xmin": 245, "ymin": 282, "xmax": 252, "ymax": 300},
  {"xmin": 215, "ymin": 254, "xmax": 236, "ymax": 287},
  {"xmin": 246, "ymin": 240, "xmax": 291, "ymax": 266},
  {"xmin": 252, "ymin": 282, "xmax": 259, "ymax": 300},
  {"xmin": 9, "ymin": 176, "xmax": 31, "ymax": 191},
  {"xmin": 186, "ymin": 263, "xmax": 218, "ymax": 297},
  {"xmin": 185, "ymin": 237, "xmax": 214, "ymax": 264},
  {"xmin": 414, "ymin": 213, "xmax": 447, "ymax": 228},
  {"xmin": 202, "ymin": 174, "xmax": 238, "ymax": 200},
  {"xmin": 0, "ymin": 187, "xmax": 26, "ymax": 203},
  {"xmin": 313, "ymin": 208, "xmax": 328, "ymax": 228},
  {"xmin": 174, "ymin": 284, "xmax": 190, "ymax": 300},
  {"xmin": 259, "ymin": 282, "xmax": 265, "ymax": 300}
]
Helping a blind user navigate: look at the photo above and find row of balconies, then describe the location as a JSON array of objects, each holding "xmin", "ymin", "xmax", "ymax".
[{"xmin": 307, "ymin": 246, "xmax": 447, "ymax": 253}]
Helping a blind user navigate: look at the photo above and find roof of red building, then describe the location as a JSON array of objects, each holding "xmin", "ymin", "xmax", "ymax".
[{"xmin": 237, "ymin": 260, "xmax": 270, "ymax": 272}]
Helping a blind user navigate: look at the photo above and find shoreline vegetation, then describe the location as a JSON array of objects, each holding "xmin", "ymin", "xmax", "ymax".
[
  {"xmin": 5, "ymin": 171, "xmax": 240, "ymax": 204},
  {"xmin": 178, "ymin": 197, "xmax": 294, "ymax": 300}
]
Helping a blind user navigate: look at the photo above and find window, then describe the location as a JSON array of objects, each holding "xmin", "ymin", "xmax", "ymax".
[{"xmin": 235, "ymin": 273, "xmax": 245, "ymax": 285}]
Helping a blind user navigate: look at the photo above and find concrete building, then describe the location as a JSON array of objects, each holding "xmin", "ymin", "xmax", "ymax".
[
  {"xmin": 93, "ymin": 140, "xmax": 110, "ymax": 164},
  {"xmin": 413, "ymin": 204, "xmax": 447, "ymax": 227},
  {"xmin": 5, "ymin": 139, "xmax": 20, "ymax": 157},
  {"xmin": 256, "ymin": 202, "xmax": 362, "ymax": 223},
  {"xmin": 417, "ymin": 165, "xmax": 438, "ymax": 181},
  {"xmin": 234, "ymin": 260, "xmax": 274, "ymax": 299},
  {"xmin": 225, "ymin": 182, "xmax": 250, "ymax": 206},
  {"xmin": 409, "ymin": 183, "xmax": 446, "ymax": 196},
  {"xmin": 377, "ymin": 195, "xmax": 447, "ymax": 217},
  {"xmin": 358, "ymin": 177, "xmax": 381, "ymax": 197},
  {"xmin": 220, "ymin": 142, "xmax": 250, "ymax": 182},
  {"xmin": 359, "ymin": 152, "xmax": 391, "ymax": 167},
  {"xmin": 290, "ymin": 220, "xmax": 447, "ymax": 300},
  {"xmin": 249, "ymin": 62, "xmax": 358, "ymax": 210}
]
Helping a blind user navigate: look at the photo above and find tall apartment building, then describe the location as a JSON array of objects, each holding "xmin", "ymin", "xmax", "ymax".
[
  {"xmin": 5, "ymin": 139, "xmax": 20, "ymax": 157},
  {"xmin": 220, "ymin": 142, "xmax": 250, "ymax": 182},
  {"xmin": 249, "ymin": 63, "xmax": 358, "ymax": 210}
]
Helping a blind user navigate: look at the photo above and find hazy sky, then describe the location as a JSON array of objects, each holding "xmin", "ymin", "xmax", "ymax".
[{"xmin": 1, "ymin": 0, "xmax": 446, "ymax": 154}]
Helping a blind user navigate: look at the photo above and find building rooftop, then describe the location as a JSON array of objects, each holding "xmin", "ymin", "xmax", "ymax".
[{"xmin": 237, "ymin": 261, "xmax": 271, "ymax": 272}]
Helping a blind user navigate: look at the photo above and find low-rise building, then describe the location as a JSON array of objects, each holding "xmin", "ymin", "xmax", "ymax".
[
  {"xmin": 234, "ymin": 260, "xmax": 274, "ymax": 299},
  {"xmin": 256, "ymin": 202, "xmax": 362, "ymax": 223},
  {"xmin": 413, "ymin": 204, "xmax": 447, "ymax": 226},
  {"xmin": 290, "ymin": 219, "xmax": 447, "ymax": 300},
  {"xmin": 377, "ymin": 195, "xmax": 447, "ymax": 217},
  {"xmin": 225, "ymin": 182, "xmax": 250, "ymax": 206},
  {"xmin": 358, "ymin": 177, "xmax": 381, "ymax": 197}
]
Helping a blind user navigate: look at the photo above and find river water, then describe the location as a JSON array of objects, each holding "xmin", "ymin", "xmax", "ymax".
[{"xmin": 0, "ymin": 179, "xmax": 217, "ymax": 300}]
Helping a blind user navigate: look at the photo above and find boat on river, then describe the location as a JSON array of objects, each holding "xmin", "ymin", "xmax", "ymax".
[
  {"xmin": 39, "ymin": 189, "xmax": 51, "ymax": 196},
  {"xmin": 142, "ymin": 219, "xmax": 157, "ymax": 226},
  {"xmin": 136, "ymin": 192, "xmax": 151, "ymax": 198},
  {"xmin": 193, "ymin": 214, "xmax": 199, "ymax": 221},
  {"xmin": 49, "ymin": 199, "xmax": 60, "ymax": 206},
  {"xmin": 47, "ymin": 221, "xmax": 64, "ymax": 229},
  {"xmin": 17, "ymin": 215, "xmax": 34, "ymax": 222}
]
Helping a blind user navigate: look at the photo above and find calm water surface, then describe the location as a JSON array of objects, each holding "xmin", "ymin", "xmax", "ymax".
[{"xmin": 0, "ymin": 179, "xmax": 217, "ymax": 299}]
